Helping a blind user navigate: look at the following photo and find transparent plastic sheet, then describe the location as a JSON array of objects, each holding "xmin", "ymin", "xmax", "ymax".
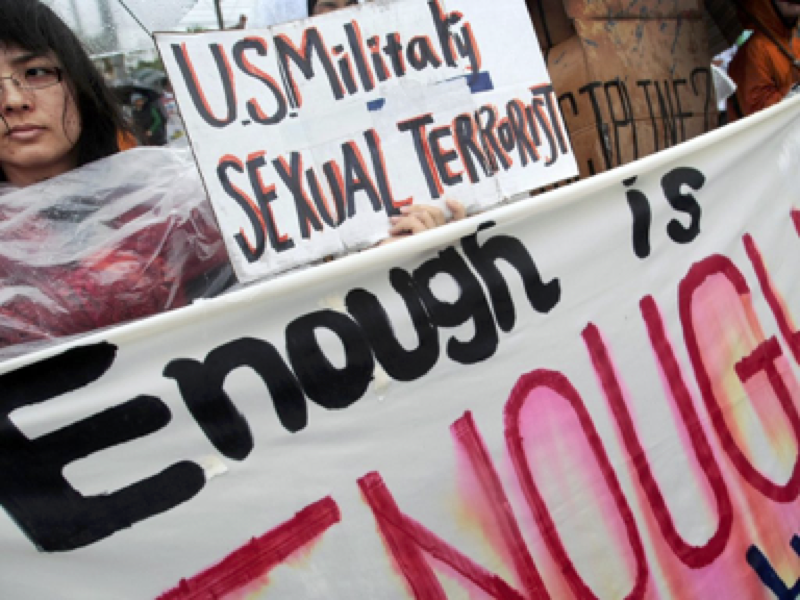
[{"xmin": 0, "ymin": 147, "xmax": 234, "ymax": 360}]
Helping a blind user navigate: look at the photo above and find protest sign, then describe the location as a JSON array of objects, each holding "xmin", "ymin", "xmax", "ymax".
[
  {"xmin": 1, "ymin": 95, "xmax": 799, "ymax": 599},
  {"xmin": 155, "ymin": 0, "xmax": 577, "ymax": 282},
  {"xmin": 548, "ymin": 5, "xmax": 715, "ymax": 179}
]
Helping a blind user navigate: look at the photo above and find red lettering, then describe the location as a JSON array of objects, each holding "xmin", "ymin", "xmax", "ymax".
[
  {"xmin": 505, "ymin": 370, "xmax": 648, "ymax": 599},
  {"xmin": 451, "ymin": 412, "xmax": 550, "ymax": 598},
  {"xmin": 248, "ymin": 151, "xmax": 290, "ymax": 245},
  {"xmin": 172, "ymin": 42, "xmax": 237, "ymax": 128},
  {"xmin": 158, "ymin": 497, "xmax": 341, "ymax": 599},
  {"xmin": 680, "ymin": 255, "xmax": 800, "ymax": 502},
  {"xmin": 583, "ymin": 313, "xmax": 732, "ymax": 568},
  {"xmin": 358, "ymin": 471, "xmax": 524, "ymax": 599},
  {"xmin": 744, "ymin": 232, "xmax": 800, "ymax": 363}
]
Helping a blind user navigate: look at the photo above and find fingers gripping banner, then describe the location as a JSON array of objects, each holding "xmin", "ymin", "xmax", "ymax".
[{"xmin": 1, "ymin": 97, "xmax": 800, "ymax": 598}]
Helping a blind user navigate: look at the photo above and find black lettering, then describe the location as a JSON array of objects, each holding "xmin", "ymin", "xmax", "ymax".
[
  {"xmin": 427, "ymin": 0, "xmax": 459, "ymax": 67},
  {"xmin": 661, "ymin": 167, "xmax": 704, "ymax": 243},
  {"xmin": 218, "ymin": 157, "xmax": 266, "ymax": 261},
  {"xmin": 383, "ymin": 33, "xmax": 406, "ymax": 78},
  {"xmin": 747, "ymin": 536, "xmax": 800, "ymax": 599},
  {"xmin": 453, "ymin": 22, "xmax": 481, "ymax": 79},
  {"xmin": 247, "ymin": 154, "xmax": 295, "ymax": 252},
  {"xmin": 346, "ymin": 269, "xmax": 439, "ymax": 381},
  {"xmin": 558, "ymin": 92, "xmax": 578, "ymax": 119},
  {"xmin": 398, "ymin": 114, "xmax": 441, "ymax": 198},
  {"xmin": 453, "ymin": 113, "xmax": 492, "ymax": 183},
  {"xmin": 407, "ymin": 36, "xmax": 443, "ymax": 70},
  {"xmin": 413, "ymin": 247, "xmax": 498, "ymax": 364},
  {"xmin": 344, "ymin": 22, "xmax": 375, "ymax": 92},
  {"xmin": 0, "ymin": 343, "xmax": 204, "ymax": 552},
  {"xmin": 286, "ymin": 311, "xmax": 375, "ymax": 408},
  {"xmin": 497, "ymin": 120, "xmax": 516, "ymax": 155},
  {"xmin": 343, "ymin": 141, "xmax": 383, "ymax": 217},
  {"xmin": 367, "ymin": 36, "xmax": 391, "ymax": 82},
  {"xmin": 604, "ymin": 80, "xmax": 638, "ymax": 163},
  {"xmin": 507, "ymin": 100, "xmax": 538, "ymax": 167},
  {"xmin": 477, "ymin": 106, "xmax": 512, "ymax": 171},
  {"xmin": 462, "ymin": 222, "xmax": 560, "ymax": 333},
  {"xmin": 654, "ymin": 81, "xmax": 678, "ymax": 147},
  {"xmin": 579, "ymin": 81, "xmax": 612, "ymax": 170},
  {"xmin": 306, "ymin": 169, "xmax": 339, "ymax": 228},
  {"xmin": 365, "ymin": 128, "xmax": 410, "ymax": 216},
  {"xmin": 429, "ymin": 126, "xmax": 463, "ymax": 186},
  {"xmin": 232, "ymin": 38, "xmax": 288, "ymax": 125},
  {"xmin": 274, "ymin": 153, "xmax": 324, "ymax": 239},
  {"xmin": 672, "ymin": 79, "xmax": 691, "ymax": 140},
  {"xmin": 323, "ymin": 161, "xmax": 348, "ymax": 225},
  {"xmin": 531, "ymin": 85, "xmax": 568, "ymax": 154},
  {"xmin": 637, "ymin": 79, "xmax": 660, "ymax": 151},
  {"xmin": 165, "ymin": 338, "xmax": 307, "ymax": 446},
  {"xmin": 525, "ymin": 105, "xmax": 542, "ymax": 149},
  {"xmin": 172, "ymin": 43, "xmax": 236, "ymax": 128},
  {"xmin": 623, "ymin": 176, "xmax": 651, "ymax": 259},
  {"xmin": 691, "ymin": 67, "xmax": 714, "ymax": 132},
  {"xmin": 333, "ymin": 45, "xmax": 358, "ymax": 95},
  {"xmin": 275, "ymin": 29, "xmax": 344, "ymax": 106},
  {"xmin": 530, "ymin": 96, "xmax": 557, "ymax": 166}
]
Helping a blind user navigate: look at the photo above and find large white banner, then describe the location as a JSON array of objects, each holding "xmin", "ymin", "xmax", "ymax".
[
  {"xmin": 156, "ymin": 0, "xmax": 577, "ymax": 281},
  {"xmin": 1, "ymin": 97, "xmax": 800, "ymax": 599}
]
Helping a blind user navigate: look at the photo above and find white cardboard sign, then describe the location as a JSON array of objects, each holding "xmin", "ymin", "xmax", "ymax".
[{"xmin": 156, "ymin": 0, "xmax": 577, "ymax": 282}]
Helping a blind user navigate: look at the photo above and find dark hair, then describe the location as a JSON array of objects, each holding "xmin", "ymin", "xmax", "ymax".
[
  {"xmin": 308, "ymin": 0, "xmax": 319, "ymax": 14},
  {"xmin": 0, "ymin": 0, "xmax": 129, "ymax": 179}
]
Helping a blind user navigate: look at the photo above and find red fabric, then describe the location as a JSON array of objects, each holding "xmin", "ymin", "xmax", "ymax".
[
  {"xmin": 0, "ymin": 204, "xmax": 230, "ymax": 349},
  {"xmin": 728, "ymin": 0, "xmax": 800, "ymax": 119},
  {"xmin": 0, "ymin": 151, "xmax": 232, "ymax": 352}
]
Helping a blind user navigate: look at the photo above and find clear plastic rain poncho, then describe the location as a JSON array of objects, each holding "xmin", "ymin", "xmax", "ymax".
[{"xmin": 0, "ymin": 147, "xmax": 233, "ymax": 359}]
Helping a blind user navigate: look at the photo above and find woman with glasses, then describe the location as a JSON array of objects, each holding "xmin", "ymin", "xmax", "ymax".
[
  {"xmin": 0, "ymin": 4, "xmax": 128, "ymax": 187},
  {"xmin": 0, "ymin": 61, "xmax": 82, "ymax": 186},
  {"xmin": 0, "ymin": 0, "xmax": 232, "ymax": 355}
]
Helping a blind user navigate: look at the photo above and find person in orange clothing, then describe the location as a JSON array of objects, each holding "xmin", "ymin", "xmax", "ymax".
[
  {"xmin": 117, "ymin": 128, "xmax": 138, "ymax": 150},
  {"xmin": 728, "ymin": 0, "xmax": 800, "ymax": 120}
]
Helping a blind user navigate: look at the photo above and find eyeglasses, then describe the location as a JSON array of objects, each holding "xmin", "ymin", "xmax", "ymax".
[{"xmin": 0, "ymin": 66, "xmax": 62, "ymax": 97}]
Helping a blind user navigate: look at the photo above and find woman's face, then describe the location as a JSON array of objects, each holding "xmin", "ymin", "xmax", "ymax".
[
  {"xmin": 313, "ymin": 0, "xmax": 359, "ymax": 16},
  {"xmin": 0, "ymin": 44, "xmax": 81, "ymax": 187}
]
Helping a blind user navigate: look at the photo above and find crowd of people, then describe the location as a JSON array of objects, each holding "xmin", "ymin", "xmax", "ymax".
[{"xmin": 0, "ymin": 0, "xmax": 797, "ymax": 357}]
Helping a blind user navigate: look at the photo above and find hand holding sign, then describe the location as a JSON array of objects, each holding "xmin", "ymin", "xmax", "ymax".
[{"xmin": 386, "ymin": 197, "xmax": 466, "ymax": 240}]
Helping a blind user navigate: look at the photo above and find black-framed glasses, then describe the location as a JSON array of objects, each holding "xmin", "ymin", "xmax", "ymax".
[{"xmin": 0, "ymin": 66, "xmax": 62, "ymax": 97}]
